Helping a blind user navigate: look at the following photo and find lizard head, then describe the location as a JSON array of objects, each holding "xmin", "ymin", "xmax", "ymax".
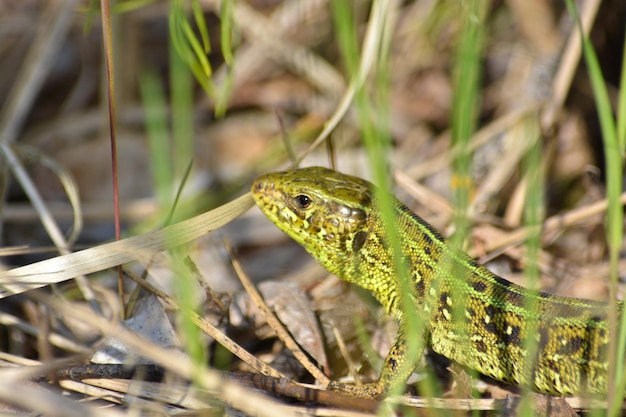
[{"xmin": 251, "ymin": 166, "xmax": 373, "ymax": 278}]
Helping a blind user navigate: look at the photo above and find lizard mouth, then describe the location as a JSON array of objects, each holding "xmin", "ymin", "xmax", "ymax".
[{"xmin": 251, "ymin": 175, "xmax": 294, "ymax": 225}]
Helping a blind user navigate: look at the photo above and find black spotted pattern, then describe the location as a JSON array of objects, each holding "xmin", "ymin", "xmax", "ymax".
[
  {"xmin": 503, "ymin": 325, "xmax": 522, "ymax": 346},
  {"xmin": 558, "ymin": 336, "xmax": 584, "ymax": 355},
  {"xmin": 471, "ymin": 280, "xmax": 487, "ymax": 293}
]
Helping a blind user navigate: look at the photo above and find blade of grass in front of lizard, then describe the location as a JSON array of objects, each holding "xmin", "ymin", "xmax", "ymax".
[{"xmin": 251, "ymin": 166, "xmax": 617, "ymax": 400}]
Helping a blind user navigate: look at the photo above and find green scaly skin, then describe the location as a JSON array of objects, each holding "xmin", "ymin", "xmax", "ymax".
[{"xmin": 251, "ymin": 166, "xmax": 617, "ymax": 400}]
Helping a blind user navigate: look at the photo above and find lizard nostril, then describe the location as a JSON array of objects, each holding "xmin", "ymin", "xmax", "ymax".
[{"xmin": 253, "ymin": 180, "xmax": 268, "ymax": 192}]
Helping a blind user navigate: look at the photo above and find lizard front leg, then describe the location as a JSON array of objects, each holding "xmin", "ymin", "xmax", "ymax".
[{"xmin": 329, "ymin": 321, "xmax": 425, "ymax": 400}]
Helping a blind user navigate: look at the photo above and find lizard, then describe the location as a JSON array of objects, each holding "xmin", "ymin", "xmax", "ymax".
[{"xmin": 251, "ymin": 166, "xmax": 617, "ymax": 400}]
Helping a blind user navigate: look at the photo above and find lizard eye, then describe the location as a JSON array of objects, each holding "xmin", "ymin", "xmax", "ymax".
[{"xmin": 294, "ymin": 194, "xmax": 311, "ymax": 209}]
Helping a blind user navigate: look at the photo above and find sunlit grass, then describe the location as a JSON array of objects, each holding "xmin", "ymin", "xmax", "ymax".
[{"xmin": 563, "ymin": 1, "xmax": 625, "ymax": 415}]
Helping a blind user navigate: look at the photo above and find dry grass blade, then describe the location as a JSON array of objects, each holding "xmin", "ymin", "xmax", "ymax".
[
  {"xmin": 20, "ymin": 291, "xmax": 302, "ymax": 417},
  {"xmin": 0, "ymin": 311, "xmax": 89, "ymax": 353},
  {"xmin": 0, "ymin": 0, "xmax": 75, "ymax": 144},
  {"xmin": 124, "ymin": 268, "xmax": 285, "ymax": 379},
  {"xmin": 296, "ymin": 0, "xmax": 390, "ymax": 166},
  {"xmin": 0, "ymin": 0, "xmax": 75, "ymax": 244},
  {"xmin": 332, "ymin": 325, "xmax": 361, "ymax": 386},
  {"xmin": 468, "ymin": 191, "xmax": 626, "ymax": 257},
  {"xmin": 14, "ymin": 144, "xmax": 84, "ymax": 245},
  {"xmin": 541, "ymin": 0, "xmax": 602, "ymax": 129},
  {"xmin": 0, "ymin": 193, "xmax": 253, "ymax": 298},
  {"xmin": 0, "ymin": 0, "xmax": 97, "ymax": 305},
  {"xmin": 226, "ymin": 240, "xmax": 331, "ymax": 386},
  {"xmin": 405, "ymin": 104, "xmax": 539, "ymax": 180},
  {"xmin": 65, "ymin": 378, "xmax": 212, "ymax": 410},
  {"xmin": 0, "ymin": 379, "xmax": 126, "ymax": 417},
  {"xmin": 468, "ymin": 115, "xmax": 541, "ymax": 217},
  {"xmin": 394, "ymin": 169, "xmax": 453, "ymax": 217},
  {"xmin": 214, "ymin": 0, "xmax": 330, "ymax": 92},
  {"xmin": 232, "ymin": 0, "xmax": 345, "ymax": 98},
  {"xmin": 390, "ymin": 394, "xmax": 621, "ymax": 412}
]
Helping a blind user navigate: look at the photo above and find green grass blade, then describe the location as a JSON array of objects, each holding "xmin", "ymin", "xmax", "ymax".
[
  {"xmin": 169, "ymin": 0, "xmax": 216, "ymax": 98},
  {"xmin": 618, "ymin": 26, "xmax": 626, "ymax": 153},
  {"xmin": 192, "ymin": 0, "xmax": 211, "ymax": 53},
  {"xmin": 170, "ymin": 34, "xmax": 194, "ymax": 180},
  {"xmin": 215, "ymin": 0, "xmax": 235, "ymax": 117},
  {"xmin": 450, "ymin": 2, "xmax": 488, "ymax": 412},
  {"xmin": 519, "ymin": 120, "xmax": 544, "ymax": 417},
  {"xmin": 332, "ymin": 2, "xmax": 432, "ymax": 409},
  {"xmin": 330, "ymin": 1, "xmax": 360, "ymax": 78},
  {"xmin": 139, "ymin": 71, "xmax": 172, "ymax": 209},
  {"xmin": 564, "ymin": 1, "xmax": 623, "ymax": 413},
  {"xmin": 219, "ymin": 0, "xmax": 234, "ymax": 65}
]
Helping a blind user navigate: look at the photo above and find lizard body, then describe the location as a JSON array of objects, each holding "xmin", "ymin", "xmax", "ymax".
[{"xmin": 251, "ymin": 166, "xmax": 616, "ymax": 399}]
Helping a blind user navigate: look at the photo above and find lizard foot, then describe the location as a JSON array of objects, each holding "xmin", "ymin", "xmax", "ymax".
[{"xmin": 327, "ymin": 381, "xmax": 387, "ymax": 400}]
